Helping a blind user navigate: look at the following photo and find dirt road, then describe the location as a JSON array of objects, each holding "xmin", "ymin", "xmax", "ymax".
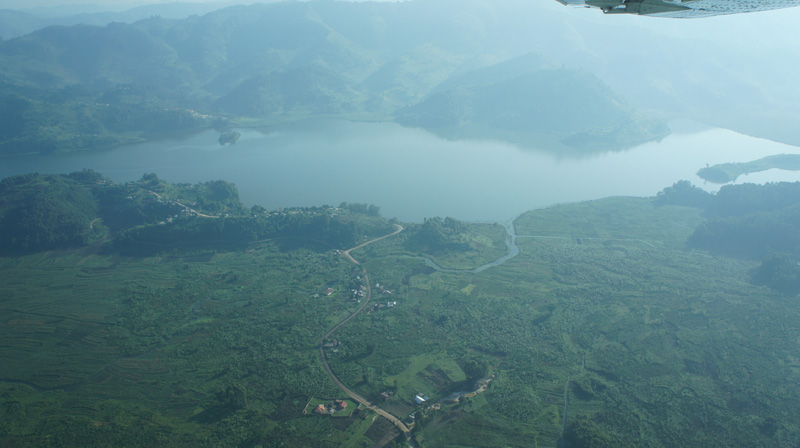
[{"xmin": 318, "ymin": 224, "xmax": 414, "ymax": 442}]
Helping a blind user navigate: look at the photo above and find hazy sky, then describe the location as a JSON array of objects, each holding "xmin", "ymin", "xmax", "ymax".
[{"xmin": 1, "ymin": 0, "xmax": 406, "ymax": 11}]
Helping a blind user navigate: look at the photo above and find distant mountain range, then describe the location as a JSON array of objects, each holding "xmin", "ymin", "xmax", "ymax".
[
  {"xmin": 0, "ymin": 0, "xmax": 797, "ymax": 155},
  {"xmin": 396, "ymin": 64, "xmax": 668, "ymax": 152},
  {"xmin": 0, "ymin": 2, "xmax": 248, "ymax": 39}
]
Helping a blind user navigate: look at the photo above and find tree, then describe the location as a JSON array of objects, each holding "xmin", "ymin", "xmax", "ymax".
[
  {"xmin": 67, "ymin": 169, "xmax": 106, "ymax": 183},
  {"xmin": 654, "ymin": 180, "xmax": 712, "ymax": 208},
  {"xmin": 0, "ymin": 175, "xmax": 97, "ymax": 252},
  {"xmin": 752, "ymin": 252, "xmax": 800, "ymax": 296},
  {"xmin": 462, "ymin": 357, "xmax": 489, "ymax": 382},
  {"xmin": 563, "ymin": 416, "xmax": 634, "ymax": 448},
  {"xmin": 221, "ymin": 383, "xmax": 248, "ymax": 410}
]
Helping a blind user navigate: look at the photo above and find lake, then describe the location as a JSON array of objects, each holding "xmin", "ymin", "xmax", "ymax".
[{"xmin": 2, "ymin": 119, "xmax": 799, "ymax": 222}]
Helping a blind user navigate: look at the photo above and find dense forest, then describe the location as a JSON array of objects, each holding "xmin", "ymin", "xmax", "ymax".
[
  {"xmin": 405, "ymin": 217, "xmax": 471, "ymax": 254},
  {"xmin": 657, "ymin": 180, "xmax": 800, "ymax": 294},
  {"xmin": 0, "ymin": 85, "xmax": 216, "ymax": 154}
]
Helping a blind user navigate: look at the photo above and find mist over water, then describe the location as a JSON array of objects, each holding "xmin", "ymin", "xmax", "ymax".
[{"xmin": 2, "ymin": 119, "xmax": 799, "ymax": 222}]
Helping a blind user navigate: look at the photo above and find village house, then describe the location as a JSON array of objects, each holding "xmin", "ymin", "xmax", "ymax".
[{"xmin": 312, "ymin": 399, "xmax": 349, "ymax": 415}]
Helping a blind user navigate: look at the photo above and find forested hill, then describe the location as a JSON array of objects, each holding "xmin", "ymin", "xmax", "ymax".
[
  {"xmin": 396, "ymin": 68, "xmax": 668, "ymax": 151},
  {"xmin": 656, "ymin": 180, "xmax": 800, "ymax": 295},
  {"xmin": 0, "ymin": 0, "xmax": 668, "ymax": 155},
  {"xmin": 0, "ymin": 171, "xmax": 392, "ymax": 255}
]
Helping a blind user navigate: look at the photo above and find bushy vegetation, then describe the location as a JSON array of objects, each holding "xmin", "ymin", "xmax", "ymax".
[
  {"xmin": 751, "ymin": 252, "xmax": 800, "ymax": 296},
  {"xmin": 406, "ymin": 217, "xmax": 471, "ymax": 253},
  {"xmin": 681, "ymin": 182, "xmax": 800, "ymax": 293},
  {"xmin": 653, "ymin": 181, "xmax": 800, "ymax": 294},
  {"xmin": 0, "ymin": 86, "xmax": 212, "ymax": 154},
  {"xmin": 564, "ymin": 416, "xmax": 635, "ymax": 448},
  {"xmin": 0, "ymin": 172, "xmax": 392, "ymax": 256},
  {"xmin": 3, "ymin": 180, "xmax": 800, "ymax": 447},
  {"xmin": 689, "ymin": 204, "xmax": 800, "ymax": 259},
  {"xmin": 0, "ymin": 172, "xmax": 98, "ymax": 251},
  {"xmin": 705, "ymin": 181, "xmax": 800, "ymax": 218},
  {"xmin": 654, "ymin": 180, "xmax": 713, "ymax": 208}
]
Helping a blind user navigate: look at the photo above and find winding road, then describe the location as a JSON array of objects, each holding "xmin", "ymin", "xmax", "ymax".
[
  {"xmin": 387, "ymin": 218, "xmax": 520, "ymax": 275},
  {"xmin": 145, "ymin": 189, "xmax": 219, "ymax": 218},
  {"xmin": 317, "ymin": 224, "xmax": 415, "ymax": 443},
  {"xmin": 317, "ymin": 220, "xmax": 522, "ymax": 445}
]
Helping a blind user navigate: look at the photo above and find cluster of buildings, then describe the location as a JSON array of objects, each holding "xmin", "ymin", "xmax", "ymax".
[
  {"xmin": 379, "ymin": 390, "xmax": 395, "ymax": 399},
  {"xmin": 370, "ymin": 301, "xmax": 398, "ymax": 312},
  {"xmin": 313, "ymin": 277, "xmax": 400, "ymax": 310},
  {"xmin": 375, "ymin": 282, "xmax": 394, "ymax": 295},
  {"xmin": 404, "ymin": 412, "xmax": 416, "ymax": 429},
  {"xmin": 322, "ymin": 340, "xmax": 340, "ymax": 349},
  {"xmin": 369, "ymin": 283, "xmax": 399, "ymax": 310},
  {"xmin": 311, "ymin": 287, "xmax": 336, "ymax": 299},
  {"xmin": 313, "ymin": 399, "xmax": 349, "ymax": 415},
  {"xmin": 351, "ymin": 285, "xmax": 366, "ymax": 301},
  {"xmin": 187, "ymin": 108, "xmax": 213, "ymax": 120},
  {"xmin": 263, "ymin": 206, "xmax": 341, "ymax": 219}
]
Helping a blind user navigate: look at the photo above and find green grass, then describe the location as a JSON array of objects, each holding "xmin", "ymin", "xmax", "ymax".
[
  {"xmin": 359, "ymin": 221, "xmax": 509, "ymax": 271},
  {"xmin": 382, "ymin": 353, "xmax": 466, "ymax": 402}
]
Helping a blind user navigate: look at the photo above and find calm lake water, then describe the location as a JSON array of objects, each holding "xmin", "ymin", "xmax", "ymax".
[{"xmin": 2, "ymin": 119, "xmax": 799, "ymax": 222}]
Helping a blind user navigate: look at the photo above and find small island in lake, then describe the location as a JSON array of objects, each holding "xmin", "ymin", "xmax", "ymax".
[
  {"xmin": 219, "ymin": 131, "xmax": 241, "ymax": 146},
  {"xmin": 697, "ymin": 153, "xmax": 800, "ymax": 183}
]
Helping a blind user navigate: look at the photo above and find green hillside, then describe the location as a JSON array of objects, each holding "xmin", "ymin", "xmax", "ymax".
[
  {"xmin": 396, "ymin": 68, "xmax": 669, "ymax": 151},
  {"xmin": 0, "ymin": 171, "xmax": 392, "ymax": 255},
  {"xmin": 0, "ymin": 1, "xmax": 667, "ymax": 155},
  {"xmin": 2, "ymin": 175, "xmax": 800, "ymax": 447}
]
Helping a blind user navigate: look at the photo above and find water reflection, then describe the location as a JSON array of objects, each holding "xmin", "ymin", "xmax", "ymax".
[{"xmin": 1, "ymin": 119, "xmax": 798, "ymax": 222}]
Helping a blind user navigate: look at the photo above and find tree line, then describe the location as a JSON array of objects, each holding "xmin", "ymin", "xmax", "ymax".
[
  {"xmin": 0, "ymin": 171, "xmax": 393, "ymax": 255},
  {"xmin": 657, "ymin": 180, "xmax": 800, "ymax": 295}
]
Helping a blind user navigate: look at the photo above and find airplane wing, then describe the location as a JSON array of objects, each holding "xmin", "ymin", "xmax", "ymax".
[{"xmin": 556, "ymin": 0, "xmax": 800, "ymax": 17}]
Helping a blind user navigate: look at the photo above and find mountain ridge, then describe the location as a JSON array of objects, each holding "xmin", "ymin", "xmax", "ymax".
[{"xmin": 3, "ymin": 0, "xmax": 796, "ymax": 154}]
